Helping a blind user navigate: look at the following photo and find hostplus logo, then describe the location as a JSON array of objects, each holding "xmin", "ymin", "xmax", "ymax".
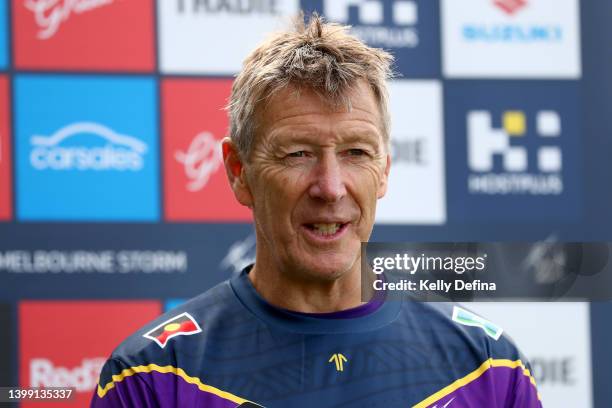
[
  {"xmin": 463, "ymin": 0, "xmax": 562, "ymax": 43},
  {"xmin": 174, "ymin": 131, "xmax": 222, "ymax": 192},
  {"xmin": 25, "ymin": 0, "xmax": 115, "ymax": 40},
  {"xmin": 467, "ymin": 110, "xmax": 563, "ymax": 195},
  {"xmin": 324, "ymin": 0, "xmax": 418, "ymax": 48},
  {"xmin": 29, "ymin": 122, "xmax": 147, "ymax": 171}
]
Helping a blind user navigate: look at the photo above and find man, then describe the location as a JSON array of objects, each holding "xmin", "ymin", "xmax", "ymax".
[{"xmin": 92, "ymin": 15, "xmax": 541, "ymax": 407}]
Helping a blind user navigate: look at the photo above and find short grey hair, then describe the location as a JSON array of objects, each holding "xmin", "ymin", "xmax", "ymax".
[{"xmin": 227, "ymin": 13, "xmax": 394, "ymax": 160}]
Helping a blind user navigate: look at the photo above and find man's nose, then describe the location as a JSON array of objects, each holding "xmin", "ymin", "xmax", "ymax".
[{"xmin": 308, "ymin": 153, "xmax": 347, "ymax": 203}]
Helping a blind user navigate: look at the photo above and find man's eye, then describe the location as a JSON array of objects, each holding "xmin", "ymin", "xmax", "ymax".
[
  {"xmin": 288, "ymin": 151, "xmax": 307, "ymax": 158},
  {"xmin": 346, "ymin": 149, "xmax": 367, "ymax": 156}
]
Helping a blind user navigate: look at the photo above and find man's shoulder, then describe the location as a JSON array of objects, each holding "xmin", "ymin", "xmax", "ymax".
[
  {"xmin": 401, "ymin": 301, "xmax": 526, "ymax": 361},
  {"xmin": 93, "ymin": 277, "xmax": 266, "ymax": 407},
  {"xmin": 391, "ymin": 301, "xmax": 541, "ymax": 407},
  {"xmin": 109, "ymin": 278, "xmax": 242, "ymax": 367}
]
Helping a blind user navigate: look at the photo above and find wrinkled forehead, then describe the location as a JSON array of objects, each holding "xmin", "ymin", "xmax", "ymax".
[{"xmin": 252, "ymin": 80, "xmax": 385, "ymax": 146}]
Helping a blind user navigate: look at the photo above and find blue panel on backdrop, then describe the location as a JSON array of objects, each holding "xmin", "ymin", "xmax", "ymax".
[
  {"xmin": 0, "ymin": 1, "xmax": 7, "ymax": 69},
  {"xmin": 15, "ymin": 75, "xmax": 159, "ymax": 221},
  {"xmin": 165, "ymin": 299, "xmax": 186, "ymax": 312},
  {"xmin": 301, "ymin": 0, "xmax": 440, "ymax": 77},
  {"xmin": 444, "ymin": 81, "xmax": 581, "ymax": 223},
  {"xmin": 0, "ymin": 223, "xmax": 255, "ymax": 300}
]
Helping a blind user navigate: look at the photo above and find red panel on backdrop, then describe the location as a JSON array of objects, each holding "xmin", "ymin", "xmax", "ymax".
[
  {"xmin": 19, "ymin": 301, "xmax": 161, "ymax": 407},
  {"xmin": 0, "ymin": 75, "xmax": 10, "ymax": 220},
  {"xmin": 163, "ymin": 79, "xmax": 252, "ymax": 221},
  {"xmin": 13, "ymin": 0, "xmax": 155, "ymax": 71}
]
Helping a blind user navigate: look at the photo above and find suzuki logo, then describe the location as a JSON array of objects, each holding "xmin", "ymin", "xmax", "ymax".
[{"xmin": 493, "ymin": 0, "xmax": 527, "ymax": 15}]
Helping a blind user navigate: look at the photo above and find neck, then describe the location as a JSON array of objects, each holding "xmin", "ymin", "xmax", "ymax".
[{"xmin": 248, "ymin": 256, "xmax": 375, "ymax": 313}]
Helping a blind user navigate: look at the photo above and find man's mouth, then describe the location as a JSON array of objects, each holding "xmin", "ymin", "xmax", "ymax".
[{"xmin": 304, "ymin": 222, "xmax": 348, "ymax": 237}]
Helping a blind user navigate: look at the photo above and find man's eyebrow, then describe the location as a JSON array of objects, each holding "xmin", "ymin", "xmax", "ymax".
[
  {"xmin": 337, "ymin": 131, "xmax": 381, "ymax": 145},
  {"xmin": 270, "ymin": 129, "xmax": 381, "ymax": 147}
]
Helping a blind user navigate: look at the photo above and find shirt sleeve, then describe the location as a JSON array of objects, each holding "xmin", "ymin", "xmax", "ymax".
[
  {"xmin": 510, "ymin": 361, "xmax": 543, "ymax": 408},
  {"xmin": 90, "ymin": 358, "xmax": 159, "ymax": 408}
]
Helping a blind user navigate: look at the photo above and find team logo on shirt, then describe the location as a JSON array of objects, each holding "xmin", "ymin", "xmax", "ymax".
[
  {"xmin": 328, "ymin": 353, "xmax": 348, "ymax": 372},
  {"xmin": 452, "ymin": 306, "xmax": 503, "ymax": 340},
  {"xmin": 143, "ymin": 312, "xmax": 202, "ymax": 348}
]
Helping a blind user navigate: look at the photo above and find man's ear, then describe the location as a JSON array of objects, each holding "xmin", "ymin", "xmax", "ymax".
[
  {"xmin": 221, "ymin": 137, "xmax": 254, "ymax": 208},
  {"xmin": 377, "ymin": 153, "xmax": 391, "ymax": 199}
]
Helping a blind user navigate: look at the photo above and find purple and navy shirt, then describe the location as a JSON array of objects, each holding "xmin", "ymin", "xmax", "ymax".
[{"xmin": 92, "ymin": 267, "xmax": 542, "ymax": 407}]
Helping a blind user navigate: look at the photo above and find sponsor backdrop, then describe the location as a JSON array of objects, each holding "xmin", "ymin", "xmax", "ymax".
[
  {"xmin": 0, "ymin": 0, "xmax": 611, "ymax": 406},
  {"xmin": 470, "ymin": 302, "xmax": 593, "ymax": 408}
]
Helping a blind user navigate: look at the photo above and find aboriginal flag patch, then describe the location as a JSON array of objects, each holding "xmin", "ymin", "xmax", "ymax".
[{"xmin": 143, "ymin": 312, "xmax": 202, "ymax": 348}]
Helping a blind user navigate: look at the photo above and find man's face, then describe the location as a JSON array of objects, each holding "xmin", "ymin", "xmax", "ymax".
[{"xmin": 228, "ymin": 81, "xmax": 390, "ymax": 281}]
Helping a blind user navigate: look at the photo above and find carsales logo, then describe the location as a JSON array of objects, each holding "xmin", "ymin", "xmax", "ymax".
[
  {"xmin": 174, "ymin": 132, "xmax": 222, "ymax": 191},
  {"xmin": 29, "ymin": 122, "xmax": 147, "ymax": 171},
  {"xmin": 30, "ymin": 357, "xmax": 105, "ymax": 392},
  {"xmin": 15, "ymin": 75, "xmax": 159, "ymax": 221},
  {"xmin": 24, "ymin": 0, "xmax": 114, "ymax": 40}
]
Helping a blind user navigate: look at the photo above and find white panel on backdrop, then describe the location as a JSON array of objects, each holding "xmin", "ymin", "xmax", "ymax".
[
  {"xmin": 441, "ymin": 0, "xmax": 581, "ymax": 78},
  {"xmin": 158, "ymin": 1, "xmax": 300, "ymax": 74},
  {"xmin": 469, "ymin": 302, "xmax": 592, "ymax": 408},
  {"xmin": 376, "ymin": 80, "xmax": 446, "ymax": 224}
]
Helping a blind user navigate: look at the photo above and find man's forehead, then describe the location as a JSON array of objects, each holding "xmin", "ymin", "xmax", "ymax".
[
  {"xmin": 268, "ymin": 125, "xmax": 382, "ymax": 149},
  {"xmin": 265, "ymin": 81, "xmax": 379, "ymax": 115},
  {"xmin": 255, "ymin": 81, "xmax": 384, "ymax": 141}
]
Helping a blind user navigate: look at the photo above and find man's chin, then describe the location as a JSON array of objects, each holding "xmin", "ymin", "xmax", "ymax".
[{"xmin": 289, "ymin": 255, "xmax": 359, "ymax": 282}]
